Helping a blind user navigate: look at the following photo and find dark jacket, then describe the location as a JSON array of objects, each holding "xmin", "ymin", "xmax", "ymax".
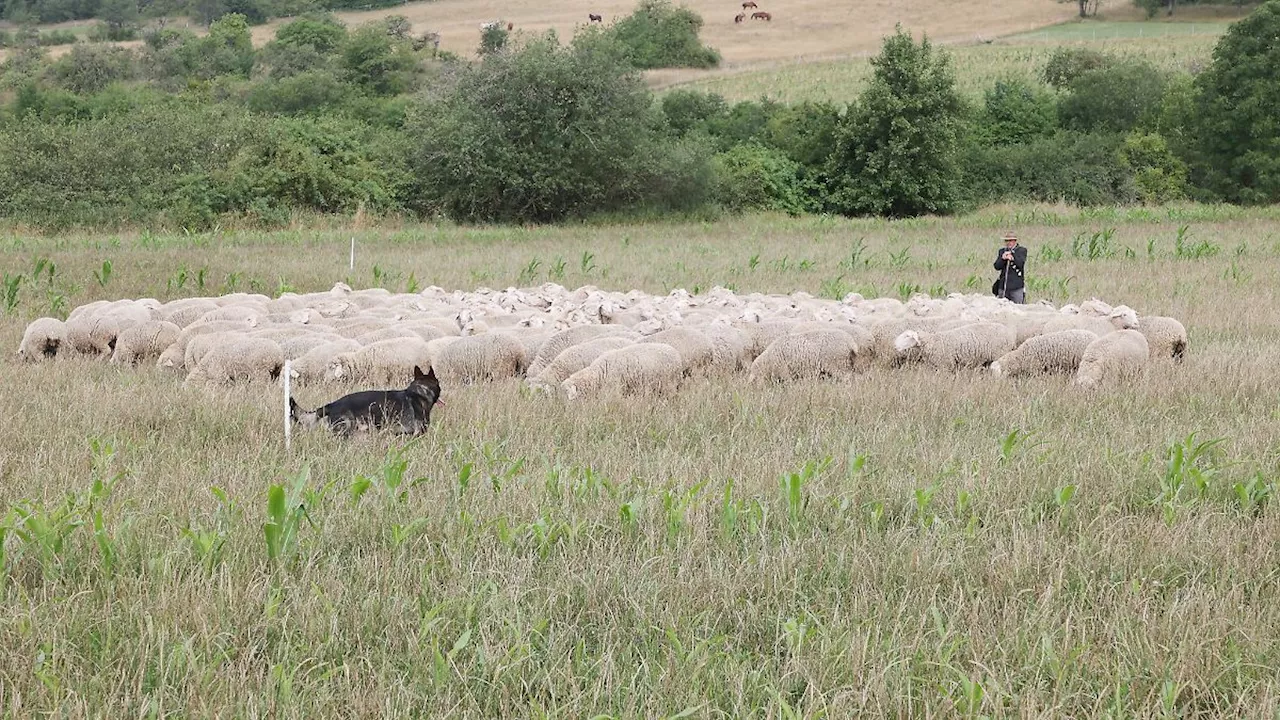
[{"xmin": 993, "ymin": 245, "xmax": 1027, "ymax": 295}]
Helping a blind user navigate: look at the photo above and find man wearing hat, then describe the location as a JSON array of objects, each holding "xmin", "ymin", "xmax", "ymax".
[{"xmin": 993, "ymin": 231, "xmax": 1027, "ymax": 304}]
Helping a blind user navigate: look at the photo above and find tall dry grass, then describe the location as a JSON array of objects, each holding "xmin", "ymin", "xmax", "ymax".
[{"xmin": 2, "ymin": 206, "xmax": 1280, "ymax": 716}]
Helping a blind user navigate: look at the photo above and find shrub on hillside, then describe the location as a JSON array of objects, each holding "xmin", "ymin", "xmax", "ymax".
[
  {"xmin": 713, "ymin": 143, "xmax": 814, "ymax": 215},
  {"xmin": 44, "ymin": 43, "xmax": 138, "ymax": 94},
  {"xmin": 763, "ymin": 101, "xmax": 839, "ymax": 168},
  {"xmin": 1117, "ymin": 131, "xmax": 1188, "ymax": 203},
  {"xmin": 959, "ymin": 131, "xmax": 1136, "ymax": 207},
  {"xmin": 661, "ymin": 88, "xmax": 728, "ymax": 136},
  {"xmin": 593, "ymin": 0, "xmax": 719, "ymax": 69},
  {"xmin": 1042, "ymin": 46, "xmax": 1112, "ymax": 89},
  {"xmin": 340, "ymin": 23, "xmax": 418, "ymax": 95},
  {"xmin": 826, "ymin": 26, "xmax": 964, "ymax": 217},
  {"xmin": 1058, "ymin": 59, "xmax": 1167, "ymax": 135},
  {"xmin": 406, "ymin": 32, "xmax": 713, "ymax": 222},
  {"xmin": 975, "ymin": 78, "xmax": 1057, "ymax": 146}
]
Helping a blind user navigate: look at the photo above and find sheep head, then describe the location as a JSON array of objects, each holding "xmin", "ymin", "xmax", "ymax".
[
  {"xmin": 1109, "ymin": 305, "xmax": 1139, "ymax": 329},
  {"xmin": 893, "ymin": 330, "xmax": 922, "ymax": 354}
]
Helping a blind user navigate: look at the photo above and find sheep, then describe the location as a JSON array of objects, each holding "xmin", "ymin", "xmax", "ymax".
[
  {"xmin": 159, "ymin": 299, "xmax": 219, "ymax": 328},
  {"xmin": 561, "ymin": 344, "xmax": 684, "ymax": 400},
  {"xmin": 700, "ymin": 324, "xmax": 752, "ymax": 374},
  {"xmin": 735, "ymin": 319, "xmax": 798, "ymax": 360},
  {"xmin": 639, "ymin": 327, "xmax": 715, "ymax": 375},
  {"xmin": 433, "ymin": 333, "xmax": 527, "ymax": 384},
  {"xmin": 64, "ymin": 313, "xmax": 123, "ymax": 357},
  {"xmin": 990, "ymin": 329, "xmax": 1098, "ymax": 378},
  {"xmin": 288, "ymin": 339, "xmax": 362, "ymax": 384},
  {"xmin": 110, "ymin": 320, "xmax": 181, "ymax": 366},
  {"xmin": 277, "ymin": 333, "xmax": 345, "ymax": 361},
  {"xmin": 17, "ymin": 317, "xmax": 67, "ymax": 362},
  {"xmin": 1042, "ymin": 304, "xmax": 1138, "ymax": 337},
  {"xmin": 355, "ymin": 327, "xmax": 423, "ymax": 346},
  {"xmin": 527, "ymin": 336, "xmax": 636, "ymax": 392},
  {"xmin": 170, "ymin": 319, "xmax": 255, "ymax": 359},
  {"xmin": 185, "ymin": 337, "xmax": 284, "ymax": 387},
  {"xmin": 748, "ymin": 329, "xmax": 861, "ymax": 383},
  {"xmin": 1135, "ymin": 315, "xmax": 1188, "ymax": 360},
  {"xmin": 327, "ymin": 338, "xmax": 434, "ymax": 385},
  {"xmin": 869, "ymin": 315, "xmax": 970, "ymax": 367},
  {"xmin": 893, "ymin": 322, "xmax": 1016, "ymax": 371},
  {"xmin": 1074, "ymin": 329, "xmax": 1150, "ymax": 389},
  {"xmin": 789, "ymin": 320, "xmax": 874, "ymax": 370},
  {"xmin": 527, "ymin": 325, "xmax": 639, "ymax": 377},
  {"xmin": 195, "ymin": 305, "xmax": 265, "ymax": 327}
]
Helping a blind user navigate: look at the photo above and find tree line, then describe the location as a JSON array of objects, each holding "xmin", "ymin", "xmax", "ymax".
[{"xmin": 1, "ymin": 0, "xmax": 1278, "ymax": 229}]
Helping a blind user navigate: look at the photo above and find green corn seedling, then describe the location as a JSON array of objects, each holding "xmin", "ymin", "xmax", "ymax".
[{"xmin": 263, "ymin": 468, "xmax": 312, "ymax": 567}]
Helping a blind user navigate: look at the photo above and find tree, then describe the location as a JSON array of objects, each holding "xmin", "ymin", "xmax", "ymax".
[
  {"xmin": 341, "ymin": 23, "xmax": 418, "ymax": 95},
  {"xmin": 597, "ymin": 0, "xmax": 719, "ymax": 69},
  {"xmin": 1058, "ymin": 59, "xmax": 1167, "ymax": 134},
  {"xmin": 976, "ymin": 78, "xmax": 1057, "ymax": 146},
  {"xmin": 1193, "ymin": 0, "xmax": 1280, "ymax": 203},
  {"xmin": 98, "ymin": 0, "xmax": 139, "ymax": 38},
  {"xmin": 406, "ymin": 32, "xmax": 711, "ymax": 222},
  {"xmin": 825, "ymin": 26, "xmax": 964, "ymax": 217}
]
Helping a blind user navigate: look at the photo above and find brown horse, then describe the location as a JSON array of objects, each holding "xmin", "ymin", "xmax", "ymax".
[
  {"xmin": 751, "ymin": 10, "xmax": 771, "ymax": 20},
  {"xmin": 734, "ymin": 12, "xmax": 746, "ymax": 22},
  {"xmin": 588, "ymin": 13, "xmax": 603, "ymax": 22}
]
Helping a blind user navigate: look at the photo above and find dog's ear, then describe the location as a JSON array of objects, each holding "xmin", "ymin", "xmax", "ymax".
[
  {"xmin": 413, "ymin": 365, "xmax": 425, "ymax": 381},
  {"xmin": 425, "ymin": 366, "xmax": 438, "ymax": 383}
]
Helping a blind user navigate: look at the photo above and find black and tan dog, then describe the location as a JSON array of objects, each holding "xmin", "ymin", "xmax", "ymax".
[{"xmin": 290, "ymin": 365, "xmax": 443, "ymax": 436}]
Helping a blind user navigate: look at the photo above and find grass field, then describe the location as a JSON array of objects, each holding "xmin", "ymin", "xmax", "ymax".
[
  {"xmin": 671, "ymin": 28, "xmax": 1223, "ymax": 103},
  {"xmin": 3, "ymin": 205, "xmax": 1280, "ymax": 715},
  {"xmin": 2, "ymin": 0, "xmax": 1079, "ymax": 70}
]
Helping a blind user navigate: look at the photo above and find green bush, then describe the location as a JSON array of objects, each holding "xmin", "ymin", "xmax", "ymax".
[
  {"xmin": 406, "ymin": 31, "xmax": 712, "ymax": 222},
  {"xmin": 44, "ymin": 43, "xmax": 137, "ymax": 94},
  {"xmin": 596, "ymin": 0, "xmax": 719, "ymax": 69},
  {"xmin": 243, "ymin": 69, "xmax": 352, "ymax": 113},
  {"xmin": 661, "ymin": 88, "xmax": 727, "ymax": 136},
  {"xmin": 960, "ymin": 131, "xmax": 1136, "ymax": 207},
  {"xmin": 1118, "ymin": 131, "xmax": 1188, "ymax": 203},
  {"xmin": 0, "ymin": 101, "xmax": 260, "ymax": 227},
  {"xmin": 273, "ymin": 12, "xmax": 347, "ymax": 52},
  {"xmin": 340, "ymin": 23, "xmax": 418, "ymax": 95},
  {"xmin": 478, "ymin": 24, "xmax": 508, "ymax": 55},
  {"xmin": 713, "ymin": 143, "xmax": 813, "ymax": 215},
  {"xmin": 1042, "ymin": 46, "xmax": 1112, "ymax": 89},
  {"xmin": 826, "ymin": 26, "xmax": 964, "ymax": 217},
  {"xmin": 38, "ymin": 28, "xmax": 79, "ymax": 46},
  {"xmin": 975, "ymin": 78, "xmax": 1057, "ymax": 146},
  {"xmin": 762, "ymin": 101, "xmax": 839, "ymax": 168},
  {"xmin": 1193, "ymin": 0, "xmax": 1280, "ymax": 204},
  {"xmin": 1059, "ymin": 59, "xmax": 1167, "ymax": 134}
]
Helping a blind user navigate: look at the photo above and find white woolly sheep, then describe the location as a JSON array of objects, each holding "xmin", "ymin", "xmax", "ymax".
[
  {"xmin": 1074, "ymin": 329, "xmax": 1150, "ymax": 389},
  {"xmin": 870, "ymin": 315, "xmax": 970, "ymax": 367},
  {"xmin": 110, "ymin": 320, "xmax": 181, "ymax": 366},
  {"xmin": 893, "ymin": 322, "xmax": 1016, "ymax": 371},
  {"xmin": 64, "ymin": 313, "xmax": 123, "ymax": 357},
  {"xmin": 734, "ymin": 319, "xmax": 798, "ymax": 360},
  {"xmin": 1042, "ymin": 305, "xmax": 1138, "ymax": 337},
  {"xmin": 527, "ymin": 325, "xmax": 639, "ymax": 377},
  {"xmin": 561, "ymin": 343, "xmax": 683, "ymax": 400},
  {"xmin": 277, "ymin": 333, "xmax": 345, "ymax": 361},
  {"xmin": 159, "ymin": 299, "xmax": 219, "ymax": 328},
  {"xmin": 990, "ymin": 329, "xmax": 1098, "ymax": 378},
  {"xmin": 700, "ymin": 324, "xmax": 752, "ymax": 374},
  {"xmin": 327, "ymin": 338, "xmax": 434, "ymax": 385},
  {"xmin": 748, "ymin": 329, "xmax": 861, "ymax": 383},
  {"xmin": 185, "ymin": 337, "xmax": 284, "ymax": 387},
  {"xmin": 527, "ymin": 336, "xmax": 636, "ymax": 392},
  {"xmin": 17, "ymin": 317, "xmax": 67, "ymax": 362},
  {"xmin": 433, "ymin": 333, "xmax": 527, "ymax": 384},
  {"xmin": 288, "ymin": 339, "xmax": 362, "ymax": 384},
  {"xmin": 639, "ymin": 327, "xmax": 715, "ymax": 375},
  {"xmin": 1136, "ymin": 315, "xmax": 1188, "ymax": 361}
]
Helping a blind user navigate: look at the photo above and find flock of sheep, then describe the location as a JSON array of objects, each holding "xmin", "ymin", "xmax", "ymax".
[{"xmin": 15, "ymin": 283, "xmax": 1188, "ymax": 398}]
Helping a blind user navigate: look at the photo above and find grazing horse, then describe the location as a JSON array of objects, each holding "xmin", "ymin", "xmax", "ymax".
[
  {"xmin": 734, "ymin": 11, "xmax": 746, "ymax": 22},
  {"xmin": 506, "ymin": 21, "xmax": 513, "ymax": 30},
  {"xmin": 588, "ymin": 13, "xmax": 603, "ymax": 22},
  {"xmin": 751, "ymin": 11, "xmax": 771, "ymax": 20},
  {"xmin": 742, "ymin": 1, "xmax": 758, "ymax": 7}
]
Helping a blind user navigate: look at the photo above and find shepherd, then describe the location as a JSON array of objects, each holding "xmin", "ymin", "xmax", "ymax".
[{"xmin": 992, "ymin": 231, "xmax": 1028, "ymax": 304}]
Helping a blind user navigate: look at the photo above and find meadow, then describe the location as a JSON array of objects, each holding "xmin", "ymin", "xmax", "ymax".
[
  {"xmin": 671, "ymin": 27, "xmax": 1224, "ymax": 103},
  {"xmin": 2, "ymin": 206, "xmax": 1280, "ymax": 716}
]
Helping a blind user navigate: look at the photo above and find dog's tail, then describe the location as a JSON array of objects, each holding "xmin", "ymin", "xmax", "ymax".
[{"xmin": 289, "ymin": 397, "xmax": 321, "ymax": 428}]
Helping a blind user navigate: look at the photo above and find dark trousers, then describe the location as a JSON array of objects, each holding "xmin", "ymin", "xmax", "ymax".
[{"xmin": 1002, "ymin": 288, "xmax": 1025, "ymax": 304}]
